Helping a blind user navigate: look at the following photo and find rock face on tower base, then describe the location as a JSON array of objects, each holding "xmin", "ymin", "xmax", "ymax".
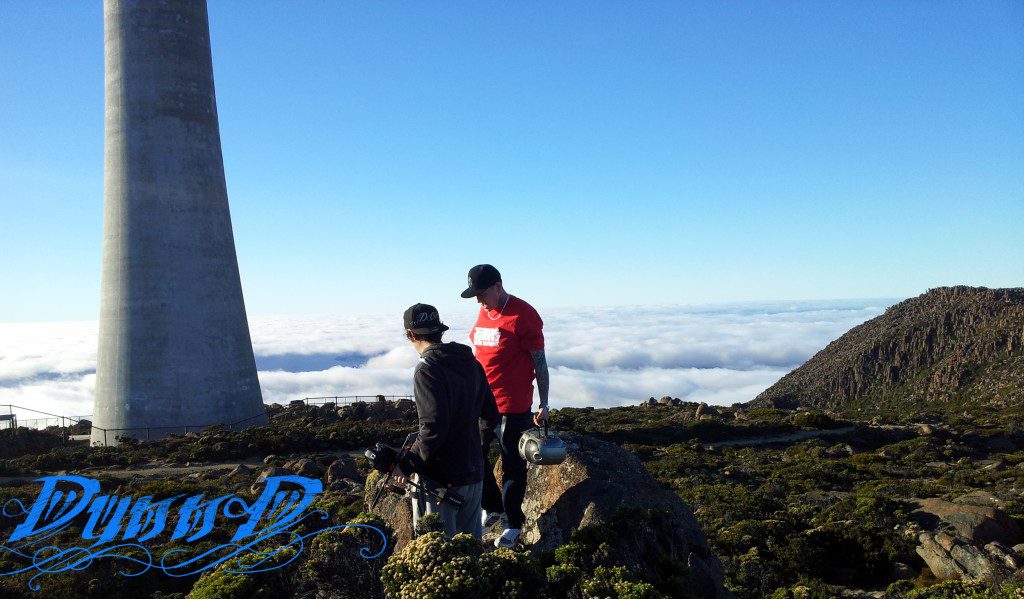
[{"xmin": 93, "ymin": 0, "xmax": 265, "ymax": 445}]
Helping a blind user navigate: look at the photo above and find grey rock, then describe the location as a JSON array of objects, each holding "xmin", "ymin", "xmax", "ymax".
[
  {"xmin": 935, "ymin": 531, "xmax": 957, "ymax": 552},
  {"xmin": 913, "ymin": 498, "xmax": 1021, "ymax": 546},
  {"xmin": 517, "ymin": 434, "xmax": 731, "ymax": 597},
  {"xmin": 984, "ymin": 541, "xmax": 1022, "ymax": 569},
  {"xmin": 916, "ymin": 532, "xmax": 967, "ymax": 580},
  {"xmin": 326, "ymin": 459, "xmax": 360, "ymax": 483},
  {"xmin": 950, "ymin": 543, "xmax": 1004, "ymax": 584},
  {"xmin": 364, "ymin": 471, "xmax": 414, "ymax": 551},
  {"xmin": 287, "ymin": 458, "xmax": 324, "ymax": 478},
  {"xmin": 228, "ymin": 464, "xmax": 251, "ymax": 477},
  {"xmin": 695, "ymin": 403, "xmax": 718, "ymax": 419},
  {"xmin": 955, "ymin": 490, "xmax": 1006, "ymax": 508},
  {"xmin": 259, "ymin": 466, "xmax": 290, "ymax": 479}
]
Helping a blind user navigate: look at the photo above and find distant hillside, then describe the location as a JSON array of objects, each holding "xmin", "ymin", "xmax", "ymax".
[{"xmin": 750, "ymin": 286, "xmax": 1024, "ymax": 416}]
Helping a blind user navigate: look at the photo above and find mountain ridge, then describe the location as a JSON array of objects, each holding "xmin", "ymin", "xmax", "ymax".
[{"xmin": 749, "ymin": 285, "xmax": 1024, "ymax": 416}]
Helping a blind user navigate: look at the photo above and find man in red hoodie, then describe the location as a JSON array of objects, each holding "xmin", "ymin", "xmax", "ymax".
[{"xmin": 462, "ymin": 264, "xmax": 550, "ymax": 548}]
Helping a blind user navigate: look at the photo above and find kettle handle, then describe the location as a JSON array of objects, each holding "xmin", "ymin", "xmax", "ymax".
[{"xmin": 537, "ymin": 412, "xmax": 550, "ymax": 436}]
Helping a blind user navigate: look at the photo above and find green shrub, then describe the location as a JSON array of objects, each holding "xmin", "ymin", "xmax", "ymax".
[
  {"xmin": 187, "ymin": 546, "xmax": 297, "ymax": 599},
  {"xmin": 550, "ymin": 508, "xmax": 693, "ymax": 598},
  {"xmin": 380, "ymin": 532, "xmax": 543, "ymax": 598},
  {"xmin": 887, "ymin": 580, "xmax": 1024, "ymax": 598},
  {"xmin": 413, "ymin": 512, "xmax": 445, "ymax": 537},
  {"xmin": 547, "ymin": 563, "xmax": 584, "ymax": 597},
  {"xmin": 304, "ymin": 512, "xmax": 391, "ymax": 598},
  {"xmin": 580, "ymin": 566, "xmax": 661, "ymax": 599},
  {"xmin": 187, "ymin": 571, "xmax": 262, "ymax": 599},
  {"xmin": 479, "ymin": 548, "xmax": 546, "ymax": 598},
  {"xmin": 769, "ymin": 579, "xmax": 841, "ymax": 598},
  {"xmin": 791, "ymin": 412, "xmax": 844, "ymax": 430}
]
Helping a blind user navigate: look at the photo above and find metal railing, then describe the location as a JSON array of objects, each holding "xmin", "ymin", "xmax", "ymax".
[
  {"xmin": 1, "ymin": 394, "xmax": 413, "ymax": 447},
  {"xmin": 83, "ymin": 410, "xmax": 273, "ymax": 447},
  {"xmin": 1, "ymin": 405, "xmax": 90, "ymax": 431},
  {"xmin": 16, "ymin": 415, "xmax": 93, "ymax": 430},
  {"xmin": 299, "ymin": 394, "xmax": 412, "ymax": 407}
]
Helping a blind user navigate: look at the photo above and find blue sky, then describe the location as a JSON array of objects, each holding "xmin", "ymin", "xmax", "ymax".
[{"xmin": 1, "ymin": 1, "xmax": 1022, "ymax": 322}]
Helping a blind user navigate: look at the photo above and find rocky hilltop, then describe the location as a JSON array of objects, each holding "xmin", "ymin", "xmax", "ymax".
[{"xmin": 751, "ymin": 286, "xmax": 1024, "ymax": 415}]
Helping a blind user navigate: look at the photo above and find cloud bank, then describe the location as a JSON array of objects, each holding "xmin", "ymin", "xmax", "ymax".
[{"xmin": 0, "ymin": 299, "xmax": 893, "ymax": 425}]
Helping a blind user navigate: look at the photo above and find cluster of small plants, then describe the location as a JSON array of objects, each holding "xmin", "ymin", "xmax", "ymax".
[
  {"xmin": 380, "ymin": 510, "xmax": 687, "ymax": 598},
  {"xmin": 557, "ymin": 405, "xmax": 1024, "ymax": 597}
]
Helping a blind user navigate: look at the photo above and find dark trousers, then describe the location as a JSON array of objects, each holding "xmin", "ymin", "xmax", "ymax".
[{"xmin": 481, "ymin": 411, "xmax": 532, "ymax": 529}]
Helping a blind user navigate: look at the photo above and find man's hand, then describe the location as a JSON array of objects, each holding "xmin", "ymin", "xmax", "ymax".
[
  {"xmin": 534, "ymin": 406, "xmax": 548, "ymax": 427},
  {"xmin": 391, "ymin": 465, "xmax": 407, "ymax": 488}
]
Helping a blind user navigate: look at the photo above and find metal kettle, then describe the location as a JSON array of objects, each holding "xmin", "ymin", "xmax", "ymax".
[{"xmin": 518, "ymin": 423, "xmax": 566, "ymax": 465}]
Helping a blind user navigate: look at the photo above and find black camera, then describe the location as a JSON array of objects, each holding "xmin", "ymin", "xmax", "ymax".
[
  {"xmin": 365, "ymin": 441, "xmax": 399, "ymax": 473},
  {"xmin": 365, "ymin": 433, "xmax": 465, "ymax": 510}
]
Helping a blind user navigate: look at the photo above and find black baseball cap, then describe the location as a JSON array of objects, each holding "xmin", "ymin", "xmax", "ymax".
[
  {"xmin": 460, "ymin": 264, "xmax": 501, "ymax": 298},
  {"xmin": 404, "ymin": 303, "xmax": 450, "ymax": 335}
]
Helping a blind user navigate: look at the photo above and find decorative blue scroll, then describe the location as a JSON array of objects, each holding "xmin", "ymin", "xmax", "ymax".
[{"xmin": 0, "ymin": 475, "xmax": 386, "ymax": 590}]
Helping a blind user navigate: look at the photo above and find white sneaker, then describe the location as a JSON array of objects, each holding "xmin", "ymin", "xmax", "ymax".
[
  {"xmin": 482, "ymin": 510, "xmax": 503, "ymax": 529},
  {"xmin": 494, "ymin": 527, "xmax": 521, "ymax": 548}
]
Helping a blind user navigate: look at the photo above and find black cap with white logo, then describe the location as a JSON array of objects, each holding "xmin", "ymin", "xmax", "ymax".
[
  {"xmin": 404, "ymin": 303, "xmax": 450, "ymax": 335},
  {"xmin": 460, "ymin": 264, "xmax": 501, "ymax": 298}
]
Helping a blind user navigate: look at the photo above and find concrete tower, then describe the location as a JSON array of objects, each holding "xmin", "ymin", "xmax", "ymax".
[{"xmin": 93, "ymin": 0, "xmax": 266, "ymax": 445}]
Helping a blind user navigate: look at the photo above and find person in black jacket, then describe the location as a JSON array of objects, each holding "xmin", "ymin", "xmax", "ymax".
[{"xmin": 393, "ymin": 303, "xmax": 500, "ymax": 538}]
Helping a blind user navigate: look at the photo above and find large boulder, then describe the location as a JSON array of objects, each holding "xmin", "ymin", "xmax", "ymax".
[
  {"xmin": 916, "ymin": 531, "xmax": 1018, "ymax": 584},
  {"xmin": 364, "ymin": 470, "xmax": 415, "ymax": 551},
  {"xmin": 914, "ymin": 493, "xmax": 1024, "ymax": 584},
  {"xmin": 285, "ymin": 457, "xmax": 325, "ymax": 478},
  {"xmin": 520, "ymin": 433, "xmax": 729, "ymax": 597},
  {"xmin": 365, "ymin": 434, "xmax": 730, "ymax": 597},
  {"xmin": 326, "ymin": 458, "xmax": 360, "ymax": 484},
  {"xmin": 695, "ymin": 402, "xmax": 718, "ymax": 419},
  {"xmin": 913, "ymin": 498, "xmax": 1021, "ymax": 547},
  {"xmin": 365, "ymin": 402, "xmax": 406, "ymax": 423}
]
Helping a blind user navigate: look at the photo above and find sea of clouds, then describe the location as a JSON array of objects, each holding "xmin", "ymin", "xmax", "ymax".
[{"xmin": 0, "ymin": 300, "xmax": 895, "ymax": 425}]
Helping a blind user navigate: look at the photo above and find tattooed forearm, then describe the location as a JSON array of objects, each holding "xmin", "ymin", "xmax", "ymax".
[{"xmin": 530, "ymin": 349, "xmax": 549, "ymax": 407}]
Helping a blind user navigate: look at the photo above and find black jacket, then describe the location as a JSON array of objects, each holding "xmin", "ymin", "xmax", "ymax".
[{"xmin": 405, "ymin": 342, "xmax": 500, "ymax": 487}]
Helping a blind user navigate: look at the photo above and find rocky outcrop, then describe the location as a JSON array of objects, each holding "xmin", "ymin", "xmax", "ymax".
[
  {"xmin": 365, "ymin": 434, "xmax": 731, "ymax": 597},
  {"xmin": 916, "ymin": 531, "xmax": 1022, "ymax": 584},
  {"xmin": 364, "ymin": 470, "xmax": 416, "ymax": 551},
  {"xmin": 913, "ymin": 493, "xmax": 1024, "ymax": 584},
  {"xmin": 520, "ymin": 434, "xmax": 729, "ymax": 597},
  {"xmin": 335, "ymin": 399, "xmax": 412, "ymax": 424},
  {"xmin": 695, "ymin": 402, "xmax": 719, "ymax": 420},
  {"xmin": 326, "ymin": 457, "xmax": 360, "ymax": 483},
  {"xmin": 284, "ymin": 457, "xmax": 325, "ymax": 478},
  {"xmin": 751, "ymin": 286, "xmax": 1024, "ymax": 413},
  {"xmin": 912, "ymin": 497, "xmax": 1021, "ymax": 547}
]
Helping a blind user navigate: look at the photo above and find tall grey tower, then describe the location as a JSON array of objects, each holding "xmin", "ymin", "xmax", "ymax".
[{"xmin": 93, "ymin": 0, "xmax": 266, "ymax": 445}]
